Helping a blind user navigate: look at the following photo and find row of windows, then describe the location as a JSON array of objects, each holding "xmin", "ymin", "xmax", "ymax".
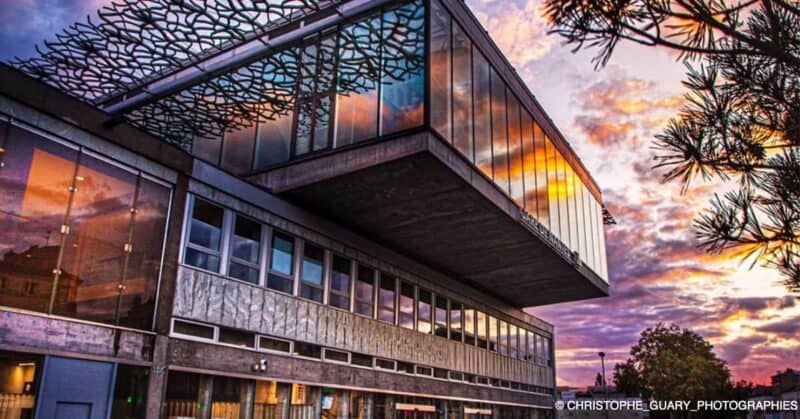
[
  {"xmin": 429, "ymin": 0, "xmax": 608, "ymax": 279},
  {"xmin": 0, "ymin": 120, "xmax": 171, "ymax": 330},
  {"xmin": 182, "ymin": 196, "xmax": 552, "ymax": 366},
  {"xmin": 171, "ymin": 318, "xmax": 553, "ymax": 394},
  {"xmin": 191, "ymin": 0, "xmax": 424, "ymax": 176}
]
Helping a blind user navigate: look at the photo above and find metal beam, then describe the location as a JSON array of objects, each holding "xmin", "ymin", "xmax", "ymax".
[{"xmin": 101, "ymin": 0, "xmax": 395, "ymax": 116}]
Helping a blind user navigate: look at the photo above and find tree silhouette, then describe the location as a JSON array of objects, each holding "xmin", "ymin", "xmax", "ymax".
[
  {"xmin": 613, "ymin": 324, "xmax": 733, "ymax": 417},
  {"xmin": 544, "ymin": 0, "xmax": 800, "ymax": 295}
]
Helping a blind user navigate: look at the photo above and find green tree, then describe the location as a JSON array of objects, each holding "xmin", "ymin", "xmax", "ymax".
[
  {"xmin": 544, "ymin": 0, "xmax": 800, "ymax": 295},
  {"xmin": 613, "ymin": 359, "xmax": 642, "ymax": 396},
  {"xmin": 615, "ymin": 324, "xmax": 732, "ymax": 403}
]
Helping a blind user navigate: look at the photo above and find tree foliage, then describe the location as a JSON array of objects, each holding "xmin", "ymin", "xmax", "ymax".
[
  {"xmin": 612, "ymin": 324, "xmax": 733, "ymax": 402},
  {"xmin": 544, "ymin": 0, "xmax": 800, "ymax": 295}
]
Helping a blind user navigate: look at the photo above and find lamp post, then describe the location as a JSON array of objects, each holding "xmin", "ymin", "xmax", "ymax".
[{"xmin": 599, "ymin": 352, "xmax": 609, "ymax": 419}]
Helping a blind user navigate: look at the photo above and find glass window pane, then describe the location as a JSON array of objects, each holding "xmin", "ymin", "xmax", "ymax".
[
  {"xmin": 188, "ymin": 199, "xmax": 224, "ymax": 252},
  {"xmin": 488, "ymin": 316, "xmax": 498, "ymax": 352},
  {"xmin": 521, "ymin": 110, "xmax": 537, "ymax": 214},
  {"xmin": 434, "ymin": 295, "xmax": 448, "ymax": 338},
  {"xmin": 330, "ymin": 255, "xmax": 352, "ymax": 310},
  {"xmin": 254, "ymin": 108, "xmax": 293, "ymax": 170},
  {"xmin": 355, "ymin": 265, "xmax": 375, "ymax": 317},
  {"xmin": 221, "ymin": 123, "xmax": 256, "ymax": 175},
  {"xmin": 300, "ymin": 242, "xmax": 324, "ymax": 286},
  {"xmin": 544, "ymin": 136, "xmax": 560, "ymax": 238},
  {"xmin": 269, "ymin": 231, "xmax": 294, "ymax": 276},
  {"xmin": 507, "ymin": 91, "xmax": 524, "ymax": 207},
  {"xmin": 567, "ymin": 164, "xmax": 580, "ymax": 252},
  {"xmin": 0, "ymin": 126, "xmax": 78, "ymax": 314},
  {"xmin": 335, "ymin": 16, "xmax": 381, "ymax": 146},
  {"xmin": 164, "ymin": 371, "xmax": 200, "ymax": 418},
  {"xmin": 294, "ymin": 101, "xmax": 314, "ymax": 156},
  {"xmin": 211, "ymin": 375, "xmax": 244, "ymax": 419},
  {"xmin": 472, "ymin": 48, "xmax": 492, "ymax": 177},
  {"xmin": 380, "ymin": 1, "xmax": 424, "ymax": 135},
  {"xmin": 527, "ymin": 330, "xmax": 536, "ymax": 363},
  {"xmin": 378, "ymin": 274, "xmax": 396, "ymax": 323},
  {"xmin": 120, "ymin": 178, "xmax": 171, "ymax": 329},
  {"xmin": 557, "ymin": 149, "xmax": 570, "ymax": 246},
  {"xmin": 452, "ymin": 23, "xmax": 473, "ymax": 160},
  {"xmin": 314, "ymin": 96, "xmax": 332, "ymax": 150},
  {"xmin": 399, "ymin": 282, "xmax": 414, "ymax": 329},
  {"xmin": 582, "ymin": 185, "xmax": 594, "ymax": 271},
  {"xmin": 417, "ymin": 288, "xmax": 432, "ymax": 334},
  {"xmin": 56, "ymin": 153, "xmax": 138, "ymax": 325},
  {"xmin": 509, "ymin": 324, "xmax": 519, "ymax": 359},
  {"xmin": 449, "ymin": 301, "xmax": 462, "ymax": 342},
  {"xmin": 192, "ymin": 134, "xmax": 222, "ymax": 165},
  {"xmin": 231, "ymin": 216, "xmax": 260, "ymax": 265},
  {"xmin": 490, "ymin": 68, "xmax": 509, "ymax": 193},
  {"xmin": 534, "ymin": 123, "xmax": 550, "ymax": 228},
  {"xmin": 498, "ymin": 320, "xmax": 508, "ymax": 356},
  {"xmin": 464, "ymin": 307, "xmax": 475, "ymax": 345},
  {"xmin": 112, "ymin": 364, "xmax": 150, "ymax": 418},
  {"xmin": 575, "ymin": 178, "xmax": 587, "ymax": 265},
  {"xmin": 476, "ymin": 311, "xmax": 487, "ymax": 349},
  {"xmin": 429, "ymin": 0, "xmax": 451, "ymax": 141}
]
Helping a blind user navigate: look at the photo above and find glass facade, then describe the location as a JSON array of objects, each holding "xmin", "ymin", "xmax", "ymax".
[
  {"xmin": 0, "ymin": 123, "xmax": 171, "ymax": 330},
  {"xmin": 187, "ymin": 0, "xmax": 424, "ymax": 172},
  {"xmin": 426, "ymin": 0, "xmax": 607, "ymax": 279}
]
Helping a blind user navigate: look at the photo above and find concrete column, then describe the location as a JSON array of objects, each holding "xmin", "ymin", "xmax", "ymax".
[
  {"xmin": 437, "ymin": 399, "xmax": 449, "ymax": 419},
  {"xmin": 145, "ymin": 335, "xmax": 169, "ymax": 419},
  {"xmin": 239, "ymin": 380, "xmax": 255, "ymax": 419},
  {"xmin": 308, "ymin": 386, "xmax": 322, "ymax": 419},
  {"xmin": 275, "ymin": 383, "xmax": 292, "ymax": 419},
  {"xmin": 384, "ymin": 395, "xmax": 394, "ymax": 419},
  {"xmin": 198, "ymin": 375, "xmax": 214, "ymax": 419},
  {"xmin": 336, "ymin": 390, "xmax": 350, "ymax": 419},
  {"xmin": 362, "ymin": 393, "xmax": 374, "ymax": 419}
]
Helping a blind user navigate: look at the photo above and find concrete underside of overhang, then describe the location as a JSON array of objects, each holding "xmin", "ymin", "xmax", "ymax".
[{"xmin": 249, "ymin": 131, "xmax": 608, "ymax": 307}]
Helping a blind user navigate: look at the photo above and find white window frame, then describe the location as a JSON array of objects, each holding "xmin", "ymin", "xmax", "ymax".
[{"xmin": 170, "ymin": 318, "xmax": 218, "ymax": 343}]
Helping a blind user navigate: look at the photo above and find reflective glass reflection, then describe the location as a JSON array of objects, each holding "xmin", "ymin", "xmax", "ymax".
[
  {"xmin": 507, "ymin": 91, "xmax": 524, "ymax": 207},
  {"xmin": 300, "ymin": 242, "xmax": 324, "ymax": 302},
  {"xmin": 521, "ymin": 110, "xmax": 537, "ymax": 215},
  {"xmin": 55, "ymin": 153, "xmax": 138, "ymax": 324},
  {"xmin": 429, "ymin": 0, "xmax": 451, "ymax": 141},
  {"xmin": 335, "ymin": 16, "xmax": 381, "ymax": 146},
  {"xmin": 417, "ymin": 288, "xmax": 432, "ymax": 334},
  {"xmin": 398, "ymin": 281, "xmax": 414, "ymax": 329},
  {"xmin": 329, "ymin": 255, "xmax": 352, "ymax": 310},
  {"xmin": 449, "ymin": 301, "xmax": 462, "ymax": 342},
  {"xmin": 229, "ymin": 215, "xmax": 261, "ymax": 284},
  {"xmin": 221, "ymin": 122, "xmax": 256, "ymax": 175},
  {"xmin": 490, "ymin": 68, "xmax": 509, "ymax": 193},
  {"xmin": 434, "ymin": 295, "xmax": 448, "ymax": 338},
  {"xmin": 452, "ymin": 23, "xmax": 473, "ymax": 159},
  {"xmin": 120, "ymin": 178, "xmax": 170, "ymax": 329},
  {"xmin": 0, "ymin": 126, "xmax": 78, "ymax": 313},
  {"xmin": 544, "ymin": 136, "xmax": 561, "ymax": 238},
  {"xmin": 380, "ymin": 1, "xmax": 424, "ymax": 135},
  {"xmin": 473, "ymin": 49, "xmax": 492, "ymax": 177},
  {"xmin": 533, "ymin": 123, "xmax": 550, "ymax": 228},
  {"xmin": 185, "ymin": 199, "xmax": 224, "ymax": 272},
  {"xmin": 355, "ymin": 265, "xmax": 375, "ymax": 317},
  {"xmin": 378, "ymin": 274, "xmax": 396, "ymax": 323},
  {"xmin": 254, "ymin": 108, "xmax": 293, "ymax": 170}
]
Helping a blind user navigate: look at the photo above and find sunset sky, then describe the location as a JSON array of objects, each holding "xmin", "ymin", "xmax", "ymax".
[{"xmin": 1, "ymin": 0, "xmax": 798, "ymax": 388}]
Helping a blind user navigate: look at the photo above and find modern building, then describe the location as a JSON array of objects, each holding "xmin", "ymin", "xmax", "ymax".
[{"xmin": 0, "ymin": 0, "xmax": 609, "ymax": 417}]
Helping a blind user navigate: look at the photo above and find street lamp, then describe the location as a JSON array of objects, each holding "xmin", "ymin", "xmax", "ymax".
[
  {"xmin": 599, "ymin": 352, "xmax": 609, "ymax": 419},
  {"xmin": 598, "ymin": 352, "xmax": 608, "ymax": 398}
]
